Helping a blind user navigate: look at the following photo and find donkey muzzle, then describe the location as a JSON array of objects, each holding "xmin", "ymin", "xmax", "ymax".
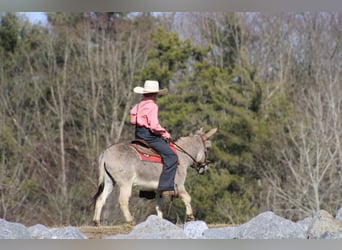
[{"xmin": 198, "ymin": 164, "xmax": 208, "ymax": 175}]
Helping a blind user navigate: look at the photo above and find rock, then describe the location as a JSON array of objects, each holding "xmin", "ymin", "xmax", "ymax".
[
  {"xmin": 321, "ymin": 231, "xmax": 342, "ymax": 239},
  {"xmin": 0, "ymin": 219, "xmax": 31, "ymax": 239},
  {"xmin": 203, "ymin": 226, "xmax": 238, "ymax": 239},
  {"xmin": 237, "ymin": 211, "xmax": 306, "ymax": 239},
  {"xmin": 28, "ymin": 224, "xmax": 52, "ymax": 239},
  {"xmin": 28, "ymin": 224, "xmax": 88, "ymax": 239},
  {"xmin": 49, "ymin": 226, "xmax": 88, "ymax": 239},
  {"xmin": 306, "ymin": 210, "xmax": 342, "ymax": 239},
  {"xmin": 183, "ymin": 221, "xmax": 208, "ymax": 239},
  {"xmin": 296, "ymin": 216, "xmax": 313, "ymax": 232},
  {"xmin": 106, "ymin": 215, "xmax": 186, "ymax": 239},
  {"xmin": 335, "ymin": 206, "xmax": 342, "ymax": 223}
]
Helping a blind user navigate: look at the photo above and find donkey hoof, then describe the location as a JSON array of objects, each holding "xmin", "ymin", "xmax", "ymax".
[
  {"xmin": 93, "ymin": 220, "xmax": 100, "ymax": 227},
  {"xmin": 128, "ymin": 220, "xmax": 136, "ymax": 226},
  {"xmin": 186, "ymin": 214, "xmax": 195, "ymax": 222}
]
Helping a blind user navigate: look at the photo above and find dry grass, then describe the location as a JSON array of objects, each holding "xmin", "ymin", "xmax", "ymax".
[{"xmin": 79, "ymin": 224, "xmax": 134, "ymax": 239}]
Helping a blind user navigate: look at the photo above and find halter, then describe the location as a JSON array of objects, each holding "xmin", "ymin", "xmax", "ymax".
[{"xmin": 172, "ymin": 135, "xmax": 209, "ymax": 174}]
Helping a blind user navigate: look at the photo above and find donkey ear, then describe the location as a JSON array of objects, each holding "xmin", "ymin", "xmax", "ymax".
[{"xmin": 203, "ymin": 128, "xmax": 218, "ymax": 140}]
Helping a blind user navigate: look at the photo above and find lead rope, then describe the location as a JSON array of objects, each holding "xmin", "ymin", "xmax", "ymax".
[
  {"xmin": 167, "ymin": 197, "xmax": 174, "ymax": 218},
  {"xmin": 166, "ymin": 183, "xmax": 179, "ymax": 218},
  {"xmin": 172, "ymin": 141, "xmax": 199, "ymax": 168},
  {"xmin": 172, "ymin": 136, "xmax": 207, "ymax": 171}
]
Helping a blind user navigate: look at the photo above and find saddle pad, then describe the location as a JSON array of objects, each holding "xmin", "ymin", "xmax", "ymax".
[{"xmin": 130, "ymin": 142, "xmax": 178, "ymax": 163}]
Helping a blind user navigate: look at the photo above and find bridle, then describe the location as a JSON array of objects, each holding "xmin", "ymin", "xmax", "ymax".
[{"xmin": 172, "ymin": 135, "xmax": 209, "ymax": 175}]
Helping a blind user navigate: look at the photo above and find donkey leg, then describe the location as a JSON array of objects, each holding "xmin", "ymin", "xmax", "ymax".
[
  {"xmin": 179, "ymin": 190, "xmax": 195, "ymax": 221},
  {"xmin": 155, "ymin": 195, "xmax": 164, "ymax": 218},
  {"xmin": 93, "ymin": 174, "xmax": 114, "ymax": 226},
  {"xmin": 118, "ymin": 184, "xmax": 134, "ymax": 225}
]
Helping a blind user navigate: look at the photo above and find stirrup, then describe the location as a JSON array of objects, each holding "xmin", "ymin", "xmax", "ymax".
[{"xmin": 158, "ymin": 184, "xmax": 179, "ymax": 198}]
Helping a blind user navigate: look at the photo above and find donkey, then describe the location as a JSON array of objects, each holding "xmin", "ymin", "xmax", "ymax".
[{"xmin": 92, "ymin": 127, "xmax": 217, "ymax": 226}]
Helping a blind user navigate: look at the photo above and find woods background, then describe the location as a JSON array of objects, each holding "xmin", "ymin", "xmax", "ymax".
[{"xmin": 0, "ymin": 12, "xmax": 341, "ymax": 227}]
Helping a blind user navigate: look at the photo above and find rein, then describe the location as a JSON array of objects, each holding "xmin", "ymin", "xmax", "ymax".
[{"xmin": 172, "ymin": 135, "xmax": 208, "ymax": 173}]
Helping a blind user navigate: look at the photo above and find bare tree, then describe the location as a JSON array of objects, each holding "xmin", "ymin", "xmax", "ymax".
[
  {"xmin": 257, "ymin": 12, "xmax": 342, "ymax": 220},
  {"xmin": 68, "ymin": 17, "xmax": 153, "ymax": 224}
]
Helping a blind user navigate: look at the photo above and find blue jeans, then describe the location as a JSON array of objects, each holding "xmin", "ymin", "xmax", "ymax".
[{"xmin": 135, "ymin": 126, "xmax": 178, "ymax": 191}]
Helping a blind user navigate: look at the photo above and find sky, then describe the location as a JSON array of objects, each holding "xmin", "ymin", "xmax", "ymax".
[{"xmin": 21, "ymin": 12, "xmax": 48, "ymax": 25}]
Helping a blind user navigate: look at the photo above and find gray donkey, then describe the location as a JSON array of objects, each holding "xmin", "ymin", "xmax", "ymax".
[{"xmin": 93, "ymin": 127, "xmax": 217, "ymax": 226}]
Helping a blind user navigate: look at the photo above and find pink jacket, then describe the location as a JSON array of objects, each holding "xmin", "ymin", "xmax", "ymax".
[{"xmin": 130, "ymin": 97, "xmax": 171, "ymax": 139}]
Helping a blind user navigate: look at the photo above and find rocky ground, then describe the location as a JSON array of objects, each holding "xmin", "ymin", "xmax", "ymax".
[
  {"xmin": 78, "ymin": 223, "xmax": 230, "ymax": 239},
  {"xmin": 2, "ymin": 208, "xmax": 342, "ymax": 239}
]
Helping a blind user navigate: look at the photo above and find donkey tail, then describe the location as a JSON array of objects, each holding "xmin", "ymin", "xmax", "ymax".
[
  {"xmin": 92, "ymin": 152, "xmax": 106, "ymax": 205},
  {"xmin": 97, "ymin": 152, "xmax": 105, "ymax": 186}
]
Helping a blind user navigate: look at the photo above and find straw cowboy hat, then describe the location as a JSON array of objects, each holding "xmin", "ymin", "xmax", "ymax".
[{"xmin": 133, "ymin": 80, "xmax": 168, "ymax": 95}]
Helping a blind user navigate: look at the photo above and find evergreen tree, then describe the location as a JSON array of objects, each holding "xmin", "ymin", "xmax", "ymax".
[
  {"xmin": 0, "ymin": 13, "xmax": 19, "ymax": 53},
  {"xmin": 139, "ymin": 26, "xmax": 207, "ymax": 88},
  {"xmin": 141, "ymin": 20, "xmax": 263, "ymax": 223}
]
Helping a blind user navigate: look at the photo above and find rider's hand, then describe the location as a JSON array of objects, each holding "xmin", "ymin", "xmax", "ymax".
[
  {"xmin": 164, "ymin": 131, "xmax": 171, "ymax": 139},
  {"xmin": 162, "ymin": 135, "xmax": 171, "ymax": 143}
]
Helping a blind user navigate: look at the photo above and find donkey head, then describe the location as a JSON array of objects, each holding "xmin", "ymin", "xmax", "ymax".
[{"xmin": 194, "ymin": 127, "xmax": 218, "ymax": 174}]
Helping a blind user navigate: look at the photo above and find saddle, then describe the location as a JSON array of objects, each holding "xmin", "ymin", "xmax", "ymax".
[
  {"xmin": 130, "ymin": 139, "xmax": 160, "ymax": 157},
  {"xmin": 130, "ymin": 139, "xmax": 178, "ymax": 163}
]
